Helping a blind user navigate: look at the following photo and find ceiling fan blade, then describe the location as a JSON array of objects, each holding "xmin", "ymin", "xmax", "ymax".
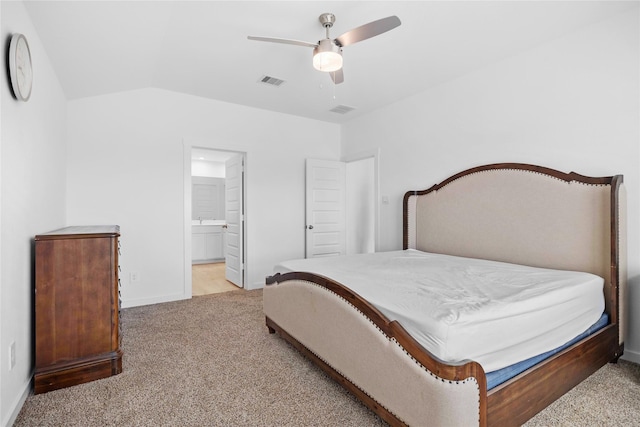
[
  {"xmin": 247, "ymin": 36, "xmax": 317, "ymax": 49},
  {"xmin": 335, "ymin": 15, "xmax": 401, "ymax": 47},
  {"xmin": 330, "ymin": 68, "xmax": 344, "ymax": 85}
]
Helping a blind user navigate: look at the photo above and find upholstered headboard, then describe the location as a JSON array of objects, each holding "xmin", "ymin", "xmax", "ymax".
[{"xmin": 403, "ymin": 163, "xmax": 626, "ymax": 345}]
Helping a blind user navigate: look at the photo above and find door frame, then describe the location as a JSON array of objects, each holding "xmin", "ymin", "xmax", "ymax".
[
  {"xmin": 342, "ymin": 148, "xmax": 380, "ymax": 252},
  {"xmin": 183, "ymin": 143, "xmax": 247, "ymax": 298}
]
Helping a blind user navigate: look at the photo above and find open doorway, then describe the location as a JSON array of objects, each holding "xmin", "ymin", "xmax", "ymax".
[
  {"xmin": 346, "ymin": 156, "xmax": 376, "ymax": 255},
  {"xmin": 187, "ymin": 147, "xmax": 245, "ymax": 296}
]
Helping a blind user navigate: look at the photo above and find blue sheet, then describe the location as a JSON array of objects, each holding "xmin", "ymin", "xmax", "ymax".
[{"xmin": 486, "ymin": 313, "xmax": 609, "ymax": 390}]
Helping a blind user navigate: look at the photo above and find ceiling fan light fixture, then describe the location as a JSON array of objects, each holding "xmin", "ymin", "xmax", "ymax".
[{"xmin": 313, "ymin": 39, "xmax": 343, "ymax": 72}]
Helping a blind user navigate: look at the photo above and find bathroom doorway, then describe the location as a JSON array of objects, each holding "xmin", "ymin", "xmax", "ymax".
[{"xmin": 188, "ymin": 147, "xmax": 245, "ymax": 296}]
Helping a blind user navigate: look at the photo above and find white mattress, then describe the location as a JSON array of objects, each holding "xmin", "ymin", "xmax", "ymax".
[{"xmin": 274, "ymin": 249, "xmax": 604, "ymax": 372}]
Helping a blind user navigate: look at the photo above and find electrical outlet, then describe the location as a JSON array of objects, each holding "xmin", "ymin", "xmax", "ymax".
[
  {"xmin": 130, "ymin": 272, "xmax": 140, "ymax": 284},
  {"xmin": 9, "ymin": 342, "xmax": 16, "ymax": 370}
]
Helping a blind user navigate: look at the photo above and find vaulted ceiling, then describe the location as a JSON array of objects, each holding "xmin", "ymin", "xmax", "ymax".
[{"xmin": 24, "ymin": 1, "xmax": 636, "ymax": 123}]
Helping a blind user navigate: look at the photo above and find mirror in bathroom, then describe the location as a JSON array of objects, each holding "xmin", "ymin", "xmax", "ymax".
[{"xmin": 192, "ymin": 177, "xmax": 225, "ymax": 221}]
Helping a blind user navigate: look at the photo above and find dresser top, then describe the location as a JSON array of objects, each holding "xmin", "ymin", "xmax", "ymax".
[{"xmin": 36, "ymin": 225, "xmax": 120, "ymax": 240}]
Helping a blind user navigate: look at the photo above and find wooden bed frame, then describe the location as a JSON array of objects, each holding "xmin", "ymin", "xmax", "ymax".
[{"xmin": 264, "ymin": 163, "xmax": 626, "ymax": 426}]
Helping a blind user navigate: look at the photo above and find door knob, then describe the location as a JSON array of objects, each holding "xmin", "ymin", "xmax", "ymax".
[{"xmin": 307, "ymin": 225, "xmax": 314, "ymax": 230}]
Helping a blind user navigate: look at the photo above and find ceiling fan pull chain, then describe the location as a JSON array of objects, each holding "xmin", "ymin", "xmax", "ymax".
[{"xmin": 333, "ymin": 76, "xmax": 336, "ymax": 99}]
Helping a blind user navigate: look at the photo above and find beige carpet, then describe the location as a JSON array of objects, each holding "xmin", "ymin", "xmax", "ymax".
[{"xmin": 14, "ymin": 289, "xmax": 640, "ymax": 426}]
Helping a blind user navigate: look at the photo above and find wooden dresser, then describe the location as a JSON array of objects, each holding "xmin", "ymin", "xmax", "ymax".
[{"xmin": 34, "ymin": 225, "xmax": 122, "ymax": 394}]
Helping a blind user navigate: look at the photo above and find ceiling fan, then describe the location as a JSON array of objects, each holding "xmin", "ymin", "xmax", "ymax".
[{"xmin": 248, "ymin": 13, "xmax": 401, "ymax": 84}]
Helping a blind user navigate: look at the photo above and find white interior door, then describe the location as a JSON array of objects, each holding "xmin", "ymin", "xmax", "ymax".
[
  {"xmin": 306, "ymin": 159, "xmax": 346, "ymax": 258},
  {"xmin": 225, "ymin": 154, "xmax": 244, "ymax": 287}
]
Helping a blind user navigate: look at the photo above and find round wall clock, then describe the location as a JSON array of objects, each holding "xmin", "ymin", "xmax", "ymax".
[{"xmin": 9, "ymin": 33, "xmax": 33, "ymax": 101}]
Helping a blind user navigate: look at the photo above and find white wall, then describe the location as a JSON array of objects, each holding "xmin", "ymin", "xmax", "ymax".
[
  {"xmin": 66, "ymin": 88, "xmax": 340, "ymax": 306},
  {"xmin": 0, "ymin": 2, "xmax": 67, "ymax": 425},
  {"xmin": 342, "ymin": 10, "xmax": 640, "ymax": 361},
  {"xmin": 346, "ymin": 157, "xmax": 375, "ymax": 255}
]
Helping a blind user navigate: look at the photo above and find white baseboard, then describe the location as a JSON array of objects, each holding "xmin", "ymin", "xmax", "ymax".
[
  {"xmin": 2, "ymin": 377, "xmax": 31, "ymax": 427},
  {"xmin": 120, "ymin": 284, "xmax": 263, "ymax": 308},
  {"xmin": 247, "ymin": 281, "xmax": 265, "ymax": 291},
  {"xmin": 621, "ymin": 348, "xmax": 640, "ymax": 365},
  {"xmin": 121, "ymin": 292, "xmax": 189, "ymax": 309}
]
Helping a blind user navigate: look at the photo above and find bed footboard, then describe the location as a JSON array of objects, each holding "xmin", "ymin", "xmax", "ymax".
[{"xmin": 264, "ymin": 274, "xmax": 486, "ymax": 426}]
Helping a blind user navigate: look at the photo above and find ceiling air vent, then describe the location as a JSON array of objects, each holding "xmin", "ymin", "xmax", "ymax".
[
  {"xmin": 258, "ymin": 75, "xmax": 286, "ymax": 87},
  {"xmin": 329, "ymin": 105, "xmax": 356, "ymax": 115}
]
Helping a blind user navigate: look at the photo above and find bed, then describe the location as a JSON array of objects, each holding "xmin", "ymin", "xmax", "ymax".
[{"xmin": 263, "ymin": 163, "xmax": 626, "ymax": 426}]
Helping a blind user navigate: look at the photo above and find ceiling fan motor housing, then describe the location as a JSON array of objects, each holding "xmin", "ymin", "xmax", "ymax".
[{"xmin": 313, "ymin": 39, "xmax": 343, "ymax": 72}]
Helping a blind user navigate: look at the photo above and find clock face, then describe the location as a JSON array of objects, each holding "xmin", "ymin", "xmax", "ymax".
[{"xmin": 9, "ymin": 34, "xmax": 33, "ymax": 101}]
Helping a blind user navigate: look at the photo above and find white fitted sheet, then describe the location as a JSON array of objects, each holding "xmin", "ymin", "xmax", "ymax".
[{"xmin": 274, "ymin": 249, "xmax": 604, "ymax": 372}]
